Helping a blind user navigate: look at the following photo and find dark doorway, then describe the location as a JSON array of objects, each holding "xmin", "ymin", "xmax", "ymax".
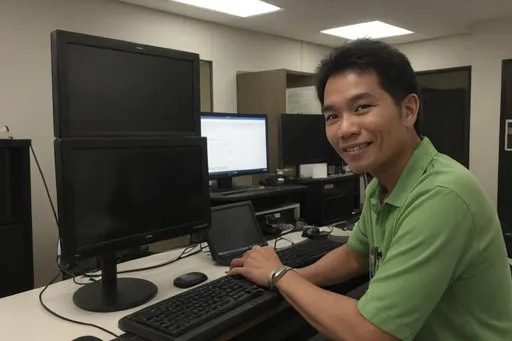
[
  {"xmin": 416, "ymin": 67, "xmax": 471, "ymax": 168},
  {"xmin": 498, "ymin": 60, "xmax": 512, "ymax": 226}
]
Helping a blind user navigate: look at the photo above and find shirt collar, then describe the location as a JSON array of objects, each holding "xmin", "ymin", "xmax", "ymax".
[{"xmin": 367, "ymin": 137, "xmax": 438, "ymax": 208}]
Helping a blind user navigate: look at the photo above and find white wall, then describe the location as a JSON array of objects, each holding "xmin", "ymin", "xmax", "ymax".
[
  {"xmin": 397, "ymin": 19, "xmax": 512, "ymax": 212},
  {"xmin": 0, "ymin": 0, "xmax": 331, "ymax": 287}
]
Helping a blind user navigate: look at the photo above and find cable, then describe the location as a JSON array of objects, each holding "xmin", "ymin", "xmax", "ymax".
[
  {"xmin": 200, "ymin": 242, "xmax": 210, "ymax": 253},
  {"xmin": 39, "ymin": 271, "xmax": 120, "ymax": 339},
  {"xmin": 30, "ymin": 145, "xmax": 59, "ymax": 227},
  {"xmin": 274, "ymin": 236, "xmax": 295, "ymax": 249},
  {"xmin": 83, "ymin": 244, "xmax": 202, "ymax": 278}
]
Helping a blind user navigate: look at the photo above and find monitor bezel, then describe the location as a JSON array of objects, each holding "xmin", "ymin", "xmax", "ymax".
[
  {"xmin": 51, "ymin": 29, "xmax": 201, "ymax": 138},
  {"xmin": 200, "ymin": 112, "xmax": 270, "ymax": 178},
  {"xmin": 54, "ymin": 137, "xmax": 211, "ymax": 264}
]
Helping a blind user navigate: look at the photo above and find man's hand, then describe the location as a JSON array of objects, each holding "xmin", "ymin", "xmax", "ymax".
[{"xmin": 227, "ymin": 246, "xmax": 283, "ymax": 287}]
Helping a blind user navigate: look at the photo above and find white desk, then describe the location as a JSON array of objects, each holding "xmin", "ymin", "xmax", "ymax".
[{"xmin": 0, "ymin": 229, "xmax": 351, "ymax": 341}]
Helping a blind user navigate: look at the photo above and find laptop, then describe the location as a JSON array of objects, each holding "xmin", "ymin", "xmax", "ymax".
[{"xmin": 207, "ymin": 201, "xmax": 268, "ymax": 266}]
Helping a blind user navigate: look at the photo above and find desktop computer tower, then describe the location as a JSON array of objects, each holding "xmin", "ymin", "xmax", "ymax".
[{"xmin": 0, "ymin": 139, "xmax": 34, "ymax": 298}]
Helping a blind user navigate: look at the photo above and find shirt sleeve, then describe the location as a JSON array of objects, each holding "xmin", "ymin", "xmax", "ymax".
[
  {"xmin": 347, "ymin": 198, "xmax": 371, "ymax": 258},
  {"xmin": 357, "ymin": 186, "xmax": 477, "ymax": 341}
]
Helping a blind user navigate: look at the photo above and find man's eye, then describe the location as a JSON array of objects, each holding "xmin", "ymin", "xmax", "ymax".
[
  {"xmin": 325, "ymin": 114, "xmax": 337, "ymax": 121},
  {"xmin": 355, "ymin": 104, "xmax": 373, "ymax": 112}
]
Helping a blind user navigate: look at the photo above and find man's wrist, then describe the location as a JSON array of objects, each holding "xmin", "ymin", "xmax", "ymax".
[
  {"xmin": 268, "ymin": 265, "xmax": 294, "ymax": 290},
  {"xmin": 275, "ymin": 267, "xmax": 299, "ymax": 290}
]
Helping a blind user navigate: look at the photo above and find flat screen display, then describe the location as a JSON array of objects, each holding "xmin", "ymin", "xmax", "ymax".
[
  {"xmin": 201, "ymin": 114, "xmax": 268, "ymax": 176},
  {"xmin": 64, "ymin": 142, "xmax": 208, "ymax": 249},
  {"xmin": 59, "ymin": 41, "xmax": 197, "ymax": 136},
  {"xmin": 280, "ymin": 114, "xmax": 342, "ymax": 166}
]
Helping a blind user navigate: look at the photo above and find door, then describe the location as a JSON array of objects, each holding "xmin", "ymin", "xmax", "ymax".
[
  {"xmin": 498, "ymin": 60, "xmax": 512, "ymax": 226},
  {"xmin": 417, "ymin": 67, "xmax": 471, "ymax": 168},
  {"xmin": 421, "ymin": 88, "xmax": 469, "ymax": 167}
]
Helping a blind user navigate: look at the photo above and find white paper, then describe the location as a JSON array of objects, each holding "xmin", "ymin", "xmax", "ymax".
[{"xmin": 286, "ymin": 86, "xmax": 322, "ymax": 114}]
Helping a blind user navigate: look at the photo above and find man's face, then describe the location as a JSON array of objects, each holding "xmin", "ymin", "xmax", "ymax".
[{"xmin": 323, "ymin": 70, "xmax": 414, "ymax": 175}]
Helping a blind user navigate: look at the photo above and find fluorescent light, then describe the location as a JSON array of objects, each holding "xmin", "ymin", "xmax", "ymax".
[
  {"xmin": 169, "ymin": 0, "xmax": 281, "ymax": 18},
  {"xmin": 321, "ymin": 21, "xmax": 413, "ymax": 40}
]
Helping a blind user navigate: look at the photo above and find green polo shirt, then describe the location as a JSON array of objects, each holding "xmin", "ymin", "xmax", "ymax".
[{"xmin": 347, "ymin": 137, "xmax": 512, "ymax": 341}]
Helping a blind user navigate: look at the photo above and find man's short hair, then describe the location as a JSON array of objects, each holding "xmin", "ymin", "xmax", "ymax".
[{"xmin": 315, "ymin": 38, "xmax": 422, "ymax": 135}]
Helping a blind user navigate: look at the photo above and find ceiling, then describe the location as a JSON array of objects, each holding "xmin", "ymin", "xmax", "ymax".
[{"xmin": 117, "ymin": 0, "xmax": 512, "ymax": 46}]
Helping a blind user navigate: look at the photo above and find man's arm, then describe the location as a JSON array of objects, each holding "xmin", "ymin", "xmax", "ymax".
[
  {"xmin": 295, "ymin": 243, "xmax": 369, "ymax": 287},
  {"xmin": 275, "ymin": 186, "xmax": 475, "ymax": 341},
  {"xmin": 276, "ymin": 270, "xmax": 399, "ymax": 341},
  {"xmin": 296, "ymin": 202, "xmax": 372, "ymax": 286}
]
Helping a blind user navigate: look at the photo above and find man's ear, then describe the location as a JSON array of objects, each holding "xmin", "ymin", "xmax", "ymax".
[{"xmin": 402, "ymin": 93, "xmax": 420, "ymax": 128}]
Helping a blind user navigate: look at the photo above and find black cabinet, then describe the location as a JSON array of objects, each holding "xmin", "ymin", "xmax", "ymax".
[
  {"xmin": 0, "ymin": 139, "xmax": 33, "ymax": 298},
  {"xmin": 297, "ymin": 174, "xmax": 361, "ymax": 226}
]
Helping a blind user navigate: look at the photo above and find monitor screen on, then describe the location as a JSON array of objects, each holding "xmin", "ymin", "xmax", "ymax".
[
  {"xmin": 279, "ymin": 114, "xmax": 343, "ymax": 166},
  {"xmin": 51, "ymin": 30, "xmax": 200, "ymax": 138},
  {"xmin": 55, "ymin": 137, "xmax": 210, "ymax": 263},
  {"xmin": 200, "ymin": 113, "xmax": 269, "ymax": 177}
]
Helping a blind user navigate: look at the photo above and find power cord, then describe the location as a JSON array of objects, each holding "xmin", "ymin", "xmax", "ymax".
[
  {"xmin": 30, "ymin": 144, "xmax": 59, "ymax": 226},
  {"xmin": 39, "ymin": 270, "xmax": 120, "ymax": 339}
]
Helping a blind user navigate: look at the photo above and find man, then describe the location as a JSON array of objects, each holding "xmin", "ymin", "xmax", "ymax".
[{"xmin": 228, "ymin": 39, "xmax": 512, "ymax": 340}]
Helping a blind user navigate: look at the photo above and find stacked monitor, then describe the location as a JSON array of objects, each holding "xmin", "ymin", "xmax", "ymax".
[
  {"xmin": 200, "ymin": 113, "xmax": 269, "ymax": 190},
  {"xmin": 51, "ymin": 30, "xmax": 200, "ymax": 137},
  {"xmin": 51, "ymin": 30, "xmax": 210, "ymax": 312}
]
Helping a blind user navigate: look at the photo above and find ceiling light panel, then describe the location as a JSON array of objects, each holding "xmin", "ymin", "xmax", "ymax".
[
  {"xmin": 169, "ymin": 0, "xmax": 282, "ymax": 18},
  {"xmin": 321, "ymin": 21, "xmax": 413, "ymax": 40}
]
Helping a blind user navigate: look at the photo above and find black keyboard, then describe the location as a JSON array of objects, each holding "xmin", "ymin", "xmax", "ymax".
[
  {"xmin": 118, "ymin": 276, "xmax": 280, "ymax": 341},
  {"xmin": 277, "ymin": 237, "xmax": 342, "ymax": 268},
  {"xmin": 119, "ymin": 238, "xmax": 343, "ymax": 341}
]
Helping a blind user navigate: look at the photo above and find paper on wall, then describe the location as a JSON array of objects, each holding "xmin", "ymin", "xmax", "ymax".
[{"xmin": 286, "ymin": 86, "xmax": 322, "ymax": 114}]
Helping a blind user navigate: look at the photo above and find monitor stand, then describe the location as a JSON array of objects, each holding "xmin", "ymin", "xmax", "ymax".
[
  {"xmin": 73, "ymin": 252, "xmax": 158, "ymax": 313},
  {"xmin": 211, "ymin": 177, "xmax": 253, "ymax": 193}
]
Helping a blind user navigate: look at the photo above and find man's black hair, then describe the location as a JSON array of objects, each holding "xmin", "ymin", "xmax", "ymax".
[{"xmin": 315, "ymin": 38, "xmax": 422, "ymax": 135}]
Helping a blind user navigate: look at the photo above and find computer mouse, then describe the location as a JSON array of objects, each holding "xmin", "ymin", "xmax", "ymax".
[
  {"xmin": 302, "ymin": 226, "xmax": 320, "ymax": 238},
  {"xmin": 72, "ymin": 336, "xmax": 102, "ymax": 341},
  {"xmin": 302, "ymin": 227, "xmax": 329, "ymax": 239},
  {"xmin": 173, "ymin": 271, "xmax": 208, "ymax": 288}
]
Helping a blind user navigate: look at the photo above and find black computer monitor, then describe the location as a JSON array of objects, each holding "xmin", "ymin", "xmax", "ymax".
[
  {"xmin": 51, "ymin": 30, "xmax": 200, "ymax": 138},
  {"xmin": 54, "ymin": 137, "xmax": 210, "ymax": 312},
  {"xmin": 200, "ymin": 113, "xmax": 269, "ymax": 189},
  {"xmin": 279, "ymin": 114, "xmax": 343, "ymax": 166}
]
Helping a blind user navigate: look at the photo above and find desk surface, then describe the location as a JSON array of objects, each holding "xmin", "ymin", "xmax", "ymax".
[{"xmin": 0, "ymin": 229, "xmax": 351, "ymax": 341}]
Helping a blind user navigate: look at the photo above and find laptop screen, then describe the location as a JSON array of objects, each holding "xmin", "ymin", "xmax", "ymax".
[{"xmin": 209, "ymin": 202, "xmax": 266, "ymax": 255}]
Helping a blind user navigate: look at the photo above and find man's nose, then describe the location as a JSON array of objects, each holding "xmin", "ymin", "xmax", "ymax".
[{"xmin": 337, "ymin": 116, "xmax": 359, "ymax": 139}]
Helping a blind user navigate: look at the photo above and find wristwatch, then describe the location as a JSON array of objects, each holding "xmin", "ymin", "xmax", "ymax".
[{"xmin": 268, "ymin": 265, "xmax": 294, "ymax": 290}]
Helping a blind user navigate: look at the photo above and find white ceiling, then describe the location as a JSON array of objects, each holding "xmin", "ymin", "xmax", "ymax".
[{"xmin": 117, "ymin": 0, "xmax": 512, "ymax": 46}]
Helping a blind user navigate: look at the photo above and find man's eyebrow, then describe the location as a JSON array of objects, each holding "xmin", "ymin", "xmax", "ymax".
[
  {"xmin": 321, "ymin": 104, "xmax": 336, "ymax": 114},
  {"xmin": 349, "ymin": 92, "xmax": 378, "ymax": 103},
  {"xmin": 322, "ymin": 92, "xmax": 378, "ymax": 114}
]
